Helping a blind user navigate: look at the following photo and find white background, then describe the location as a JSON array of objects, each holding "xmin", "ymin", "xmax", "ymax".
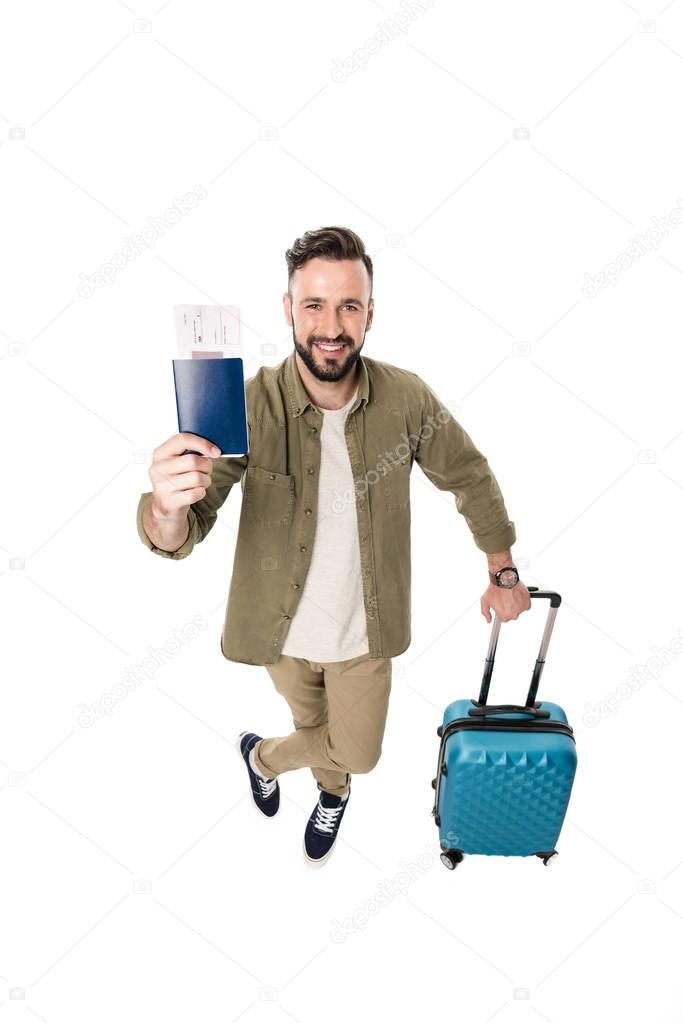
[{"xmin": 1, "ymin": 0, "xmax": 682, "ymax": 1019}]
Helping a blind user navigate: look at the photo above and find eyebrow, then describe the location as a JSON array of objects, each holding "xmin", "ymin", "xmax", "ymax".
[{"xmin": 299, "ymin": 296, "xmax": 364, "ymax": 307}]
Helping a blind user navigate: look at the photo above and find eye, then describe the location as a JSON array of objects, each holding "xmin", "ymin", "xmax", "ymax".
[{"xmin": 306, "ymin": 303, "xmax": 358, "ymax": 311}]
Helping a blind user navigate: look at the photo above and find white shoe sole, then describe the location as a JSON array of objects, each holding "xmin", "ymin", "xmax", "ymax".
[
  {"xmin": 302, "ymin": 788, "xmax": 350, "ymax": 867},
  {"xmin": 303, "ymin": 837, "xmax": 337, "ymax": 868}
]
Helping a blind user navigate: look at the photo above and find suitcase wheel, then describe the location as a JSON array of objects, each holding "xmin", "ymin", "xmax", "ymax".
[
  {"xmin": 439, "ymin": 849, "xmax": 464, "ymax": 870},
  {"xmin": 431, "ymin": 778, "xmax": 436, "ymax": 789},
  {"xmin": 535, "ymin": 850, "xmax": 559, "ymax": 866}
]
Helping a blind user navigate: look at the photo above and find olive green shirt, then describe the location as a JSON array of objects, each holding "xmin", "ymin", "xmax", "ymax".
[{"xmin": 136, "ymin": 350, "xmax": 516, "ymax": 665}]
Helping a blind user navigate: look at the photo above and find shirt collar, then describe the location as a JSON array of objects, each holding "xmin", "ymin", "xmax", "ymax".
[{"xmin": 284, "ymin": 348, "xmax": 370, "ymax": 418}]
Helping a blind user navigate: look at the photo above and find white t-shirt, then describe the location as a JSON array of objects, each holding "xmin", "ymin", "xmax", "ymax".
[{"xmin": 281, "ymin": 387, "xmax": 369, "ymax": 662}]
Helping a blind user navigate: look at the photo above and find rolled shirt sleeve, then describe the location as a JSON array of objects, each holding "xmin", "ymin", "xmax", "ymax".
[{"xmin": 413, "ymin": 380, "xmax": 516, "ymax": 554}]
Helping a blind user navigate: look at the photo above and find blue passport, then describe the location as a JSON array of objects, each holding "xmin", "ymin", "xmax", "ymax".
[{"xmin": 172, "ymin": 357, "xmax": 249, "ymax": 456}]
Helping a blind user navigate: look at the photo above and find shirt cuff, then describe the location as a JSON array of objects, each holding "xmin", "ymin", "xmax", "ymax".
[
  {"xmin": 136, "ymin": 492, "xmax": 198, "ymax": 559},
  {"xmin": 472, "ymin": 520, "xmax": 517, "ymax": 555}
]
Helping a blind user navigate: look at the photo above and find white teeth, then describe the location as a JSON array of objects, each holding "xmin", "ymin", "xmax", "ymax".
[{"xmin": 317, "ymin": 343, "xmax": 344, "ymax": 351}]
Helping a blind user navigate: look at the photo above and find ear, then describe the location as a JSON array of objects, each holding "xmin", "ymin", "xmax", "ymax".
[
  {"xmin": 282, "ymin": 291, "xmax": 293, "ymax": 326},
  {"xmin": 365, "ymin": 297, "xmax": 374, "ymax": 331}
]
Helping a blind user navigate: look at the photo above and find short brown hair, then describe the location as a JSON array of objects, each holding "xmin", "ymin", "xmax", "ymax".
[{"xmin": 285, "ymin": 226, "xmax": 373, "ymax": 296}]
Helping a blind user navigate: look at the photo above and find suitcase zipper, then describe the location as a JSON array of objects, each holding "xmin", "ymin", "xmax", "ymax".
[{"xmin": 441, "ymin": 717, "xmax": 575, "ymax": 740}]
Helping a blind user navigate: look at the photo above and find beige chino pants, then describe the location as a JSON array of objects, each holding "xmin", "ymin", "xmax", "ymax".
[{"xmin": 252, "ymin": 652, "xmax": 393, "ymax": 797}]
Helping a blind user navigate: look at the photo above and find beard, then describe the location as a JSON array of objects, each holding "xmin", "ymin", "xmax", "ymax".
[{"xmin": 292, "ymin": 326, "xmax": 363, "ymax": 382}]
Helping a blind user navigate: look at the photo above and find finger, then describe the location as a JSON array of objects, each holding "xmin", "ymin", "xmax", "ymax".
[
  {"xmin": 159, "ymin": 487, "xmax": 207, "ymax": 511},
  {"xmin": 154, "ymin": 433, "xmax": 221, "ymax": 461},
  {"xmin": 152, "ymin": 467, "xmax": 212, "ymax": 494},
  {"xmin": 174, "ymin": 470, "xmax": 212, "ymax": 492},
  {"xmin": 151, "ymin": 453, "xmax": 213, "ymax": 481},
  {"xmin": 480, "ymin": 597, "xmax": 492, "ymax": 623}
]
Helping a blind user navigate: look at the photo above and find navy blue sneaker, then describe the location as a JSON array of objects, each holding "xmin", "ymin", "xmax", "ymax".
[
  {"xmin": 303, "ymin": 785, "xmax": 351, "ymax": 866},
  {"xmin": 236, "ymin": 731, "xmax": 280, "ymax": 817}
]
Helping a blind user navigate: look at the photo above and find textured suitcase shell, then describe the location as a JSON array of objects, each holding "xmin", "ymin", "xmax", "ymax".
[{"xmin": 436, "ymin": 699, "xmax": 577, "ymax": 857}]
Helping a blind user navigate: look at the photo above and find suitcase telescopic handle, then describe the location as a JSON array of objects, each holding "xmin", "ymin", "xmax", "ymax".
[{"xmin": 475, "ymin": 586, "xmax": 562, "ymax": 709}]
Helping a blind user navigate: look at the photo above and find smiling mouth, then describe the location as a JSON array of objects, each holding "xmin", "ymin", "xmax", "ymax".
[{"xmin": 313, "ymin": 341, "xmax": 348, "ymax": 353}]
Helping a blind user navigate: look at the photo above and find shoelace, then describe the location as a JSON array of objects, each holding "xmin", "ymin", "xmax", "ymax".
[
  {"xmin": 256, "ymin": 774, "xmax": 277, "ymax": 800},
  {"xmin": 313, "ymin": 800, "xmax": 344, "ymax": 834}
]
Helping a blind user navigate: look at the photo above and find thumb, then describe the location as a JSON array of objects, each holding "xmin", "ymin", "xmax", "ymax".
[{"xmin": 480, "ymin": 595, "xmax": 492, "ymax": 624}]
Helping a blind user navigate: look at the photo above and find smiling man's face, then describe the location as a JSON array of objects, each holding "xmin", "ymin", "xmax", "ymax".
[{"xmin": 283, "ymin": 256, "xmax": 374, "ymax": 383}]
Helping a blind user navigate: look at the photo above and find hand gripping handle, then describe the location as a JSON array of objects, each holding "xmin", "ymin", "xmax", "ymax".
[{"xmin": 475, "ymin": 586, "xmax": 562, "ymax": 709}]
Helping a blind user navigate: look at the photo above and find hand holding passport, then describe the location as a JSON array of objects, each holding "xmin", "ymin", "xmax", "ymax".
[
  {"xmin": 172, "ymin": 304, "xmax": 249, "ymax": 457},
  {"xmin": 142, "ymin": 432, "xmax": 224, "ymax": 554}
]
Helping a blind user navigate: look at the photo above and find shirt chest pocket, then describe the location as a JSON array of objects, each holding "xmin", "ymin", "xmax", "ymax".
[
  {"xmin": 382, "ymin": 455, "xmax": 411, "ymax": 511},
  {"xmin": 242, "ymin": 466, "xmax": 295, "ymax": 527}
]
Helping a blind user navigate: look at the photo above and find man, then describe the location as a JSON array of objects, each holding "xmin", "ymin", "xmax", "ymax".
[{"xmin": 136, "ymin": 225, "xmax": 531, "ymax": 867}]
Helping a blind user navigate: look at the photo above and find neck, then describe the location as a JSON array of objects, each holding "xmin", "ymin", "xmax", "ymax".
[{"xmin": 294, "ymin": 351, "xmax": 360, "ymax": 411}]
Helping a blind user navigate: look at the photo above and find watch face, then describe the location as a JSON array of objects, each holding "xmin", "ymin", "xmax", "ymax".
[{"xmin": 499, "ymin": 568, "xmax": 518, "ymax": 588}]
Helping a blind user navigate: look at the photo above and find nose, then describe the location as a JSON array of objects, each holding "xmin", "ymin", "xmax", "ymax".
[{"xmin": 320, "ymin": 309, "xmax": 343, "ymax": 339}]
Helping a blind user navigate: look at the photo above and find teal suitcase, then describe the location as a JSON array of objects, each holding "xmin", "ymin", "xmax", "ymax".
[{"xmin": 431, "ymin": 587, "xmax": 577, "ymax": 870}]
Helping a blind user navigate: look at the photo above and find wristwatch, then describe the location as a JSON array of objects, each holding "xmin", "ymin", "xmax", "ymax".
[{"xmin": 488, "ymin": 565, "xmax": 519, "ymax": 589}]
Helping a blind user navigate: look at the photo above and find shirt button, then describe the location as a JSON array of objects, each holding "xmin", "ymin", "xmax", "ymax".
[
  {"xmin": 368, "ymin": 612, "xmax": 375, "ymax": 620},
  {"xmin": 291, "ymin": 582, "xmax": 300, "ymax": 589},
  {"xmin": 299, "ymin": 545, "xmax": 307, "ymax": 552},
  {"xmin": 307, "ymin": 467, "xmax": 315, "ymax": 475},
  {"xmin": 294, "ymin": 407, "xmax": 300, "ymax": 414},
  {"xmin": 304, "ymin": 508, "xmax": 312, "ymax": 515},
  {"xmin": 282, "ymin": 613, "xmax": 291, "ymax": 620},
  {"xmin": 309, "ymin": 426, "xmax": 317, "ymax": 433},
  {"xmin": 268, "ymin": 473, "xmax": 276, "ymax": 479},
  {"xmin": 360, "ymin": 534, "xmax": 367, "ymax": 542}
]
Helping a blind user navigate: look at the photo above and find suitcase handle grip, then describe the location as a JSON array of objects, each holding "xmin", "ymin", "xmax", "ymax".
[
  {"xmin": 477, "ymin": 585, "xmax": 562, "ymax": 708},
  {"xmin": 527, "ymin": 585, "xmax": 562, "ymax": 607},
  {"xmin": 468, "ymin": 703, "xmax": 551, "ymax": 718}
]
